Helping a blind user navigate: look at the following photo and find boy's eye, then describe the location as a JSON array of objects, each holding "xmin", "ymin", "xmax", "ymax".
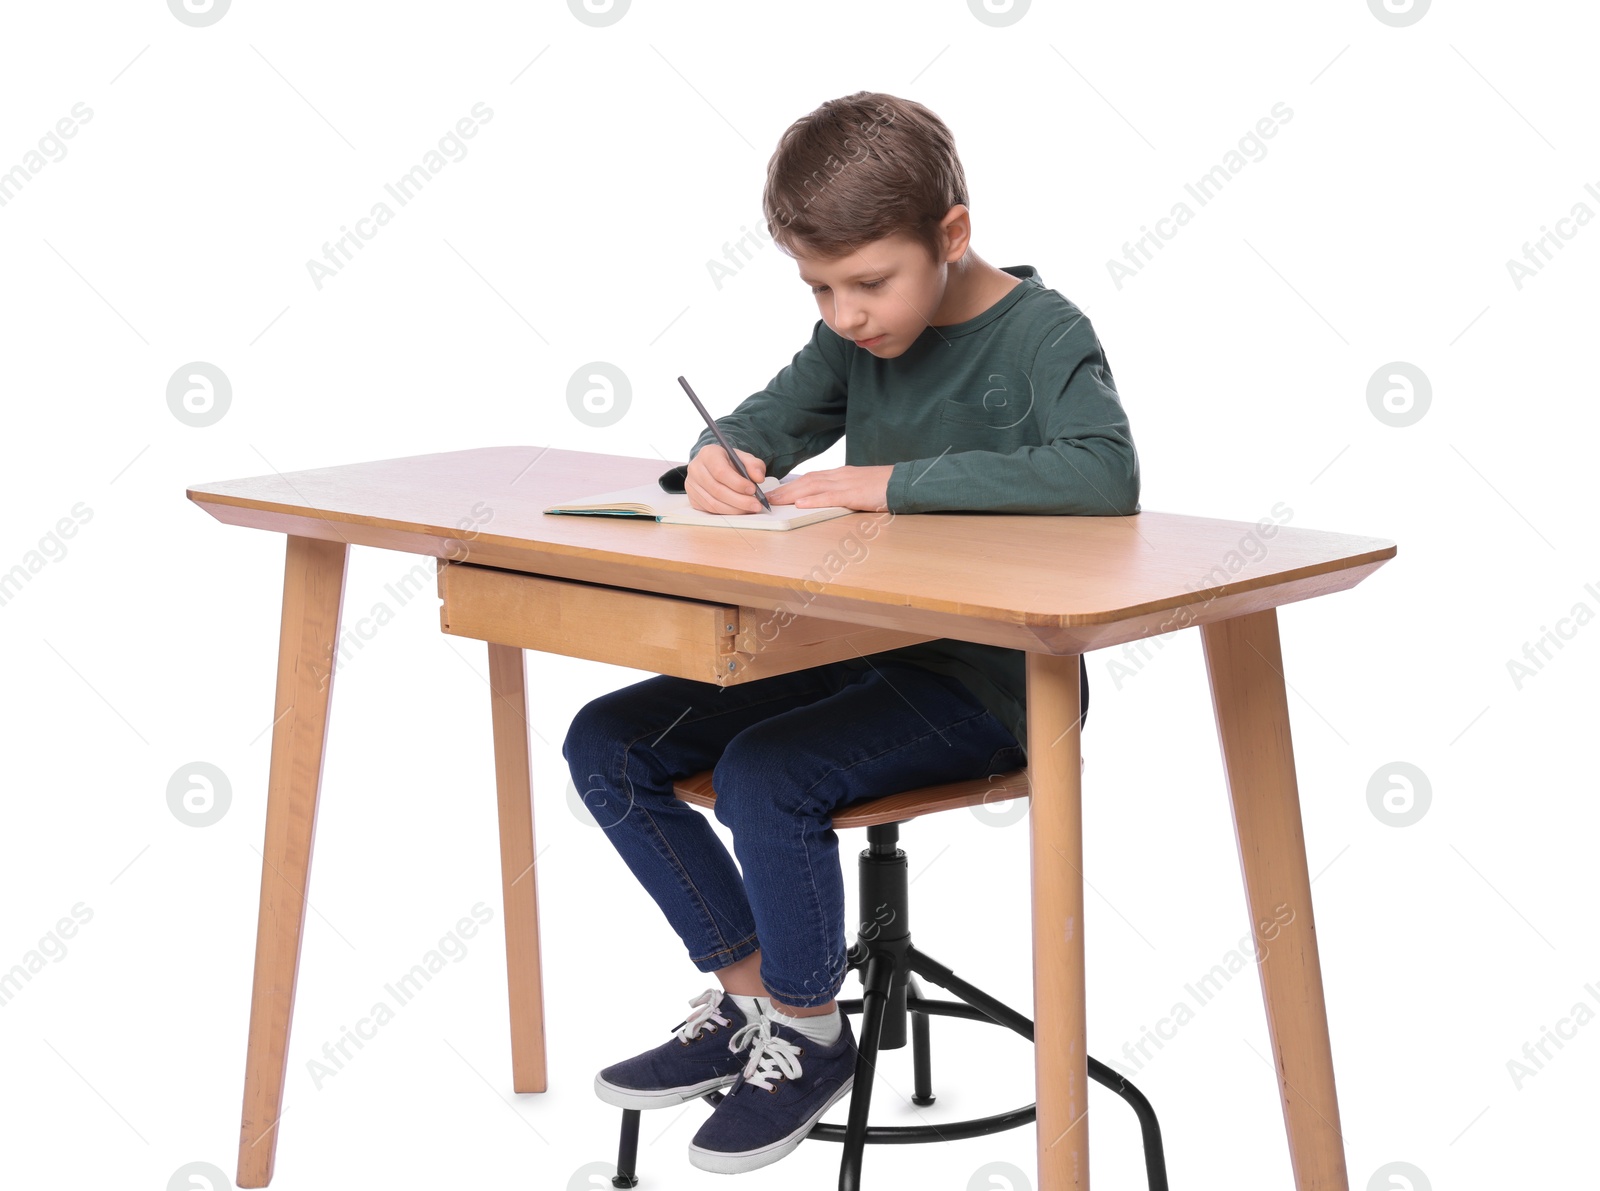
[{"xmin": 811, "ymin": 280, "xmax": 885, "ymax": 293}]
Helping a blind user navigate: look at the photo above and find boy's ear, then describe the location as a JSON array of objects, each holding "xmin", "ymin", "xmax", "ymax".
[{"xmin": 658, "ymin": 464, "xmax": 690, "ymax": 494}]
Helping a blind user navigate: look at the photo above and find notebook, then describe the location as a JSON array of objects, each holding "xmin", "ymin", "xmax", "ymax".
[{"xmin": 541, "ymin": 476, "xmax": 854, "ymax": 531}]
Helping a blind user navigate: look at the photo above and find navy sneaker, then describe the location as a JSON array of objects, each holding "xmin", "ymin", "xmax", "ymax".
[
  {"xmin": 686, "ymin": 1009, "xmax": 858, "ymax": 1174},
  {"xmin": 593, "ymin": 987, "xmax": 763, "ymax": 1110}
]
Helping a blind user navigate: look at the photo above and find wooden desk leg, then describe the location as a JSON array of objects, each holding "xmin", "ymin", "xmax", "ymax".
[
  {"xmin": 1026, "ymin": 651, "xmax": 1089, "ymax": 1189},
  {"xmin": 486, "ymin": 642, "xmax": 548, "ymax": 1092},
  {"xmin": 236, "ymin": 535, "xmax": 348, "ymax": 1188},
  {"xmin": 1200, "ymin": 609, "xmax": 1348, "ymax": 1191}
]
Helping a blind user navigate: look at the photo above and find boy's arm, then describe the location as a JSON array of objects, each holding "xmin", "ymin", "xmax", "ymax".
[
  {"xmin": 658, "ymin": 319, "xmax": 849, "ymax": 493},
  {"xmin": 884, "ymin": 317, "xmax": 1141, "ymax": 516}
]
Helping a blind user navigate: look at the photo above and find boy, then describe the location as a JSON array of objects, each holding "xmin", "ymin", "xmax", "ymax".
[{"xmin": 562, "ymin": 90, "xmax": 1139, "ymax": 1176}]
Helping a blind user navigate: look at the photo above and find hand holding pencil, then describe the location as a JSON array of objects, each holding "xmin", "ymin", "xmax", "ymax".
[{"xmin": 683, "ymin": 443, "xmax": 772, "ymax": 515}]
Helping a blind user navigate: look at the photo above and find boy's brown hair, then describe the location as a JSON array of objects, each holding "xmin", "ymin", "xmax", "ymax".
[{"xmin": 763, "ymin": 91, "xmax": 969, "ymax": 267}]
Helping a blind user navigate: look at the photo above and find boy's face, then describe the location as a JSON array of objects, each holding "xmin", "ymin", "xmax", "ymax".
[{"xmin": 793, "ymin": 229, "xmax": 952, "ymax": 358}]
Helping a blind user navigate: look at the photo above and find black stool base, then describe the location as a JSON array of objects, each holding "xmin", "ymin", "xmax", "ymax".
[{"xmin": 609, "ymin": 823, "xmax": 1168, "ymax": 1190}]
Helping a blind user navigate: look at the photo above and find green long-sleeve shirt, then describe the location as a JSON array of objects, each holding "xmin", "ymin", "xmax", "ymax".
[{"xmin": 657, "ymin": 264, "xmax": 1140, "ymax": 750}]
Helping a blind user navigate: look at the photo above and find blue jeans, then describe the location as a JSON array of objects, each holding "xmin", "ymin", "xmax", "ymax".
[{"xmin": 561, "ymin": 657, "xmax": 1086, "ymax": 1008}]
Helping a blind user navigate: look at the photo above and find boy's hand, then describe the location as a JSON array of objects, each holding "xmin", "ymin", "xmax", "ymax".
[
  {"xmin": 685, "ymin": 446, "xmax": 770, "ymax": 514},
  {"xmin": 766, "ymin": 464, "xmax": 893, "ymax": 513}
]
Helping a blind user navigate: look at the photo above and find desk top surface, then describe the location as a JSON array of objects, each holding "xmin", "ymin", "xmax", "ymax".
[{"xmin": 188, "ymin": 446, "xmax": 1396, "ymax": 646}]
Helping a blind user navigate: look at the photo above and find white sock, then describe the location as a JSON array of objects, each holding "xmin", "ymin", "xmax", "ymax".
[
  {"xmin": 727, "ymin": 992, "xmax": 766, "ymax": 1022},
  {"xmin": 765, "ymin": 1003, "xmax": 841, "ymax": 1046}
]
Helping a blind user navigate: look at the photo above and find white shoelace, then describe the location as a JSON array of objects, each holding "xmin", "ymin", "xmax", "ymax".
[
  {"xmin": 728, "ymin": 1016, "xmax": 804, "ymax": 1090},
  {"xmin": 672, "ymin": 987, "xmax": 733, "ymax": 1043}
]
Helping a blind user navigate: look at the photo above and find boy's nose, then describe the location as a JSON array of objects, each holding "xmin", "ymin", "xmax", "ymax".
[{"xmin": 832, "ymin": 300, "xmax": 867, "ymax": 333}]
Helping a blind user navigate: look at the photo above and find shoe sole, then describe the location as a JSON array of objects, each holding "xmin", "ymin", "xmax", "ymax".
[
  {"xmin": 593, "ymin": 1070, "xmax": 740, "ymax": 1111},
  {"xmin": 685, "ymin": 1074, "xmax": 855, "ymax": 1174}
]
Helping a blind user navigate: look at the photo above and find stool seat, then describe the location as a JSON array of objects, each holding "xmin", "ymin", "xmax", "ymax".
[{"xmin": 671, "ymin": 766, "xmax": 1031, "ymax": 829}]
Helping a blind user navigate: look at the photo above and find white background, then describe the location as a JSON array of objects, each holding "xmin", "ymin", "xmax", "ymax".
[{"xmin": 1, "ymin": 2, "xmax": 1595, "ymax": 1189}]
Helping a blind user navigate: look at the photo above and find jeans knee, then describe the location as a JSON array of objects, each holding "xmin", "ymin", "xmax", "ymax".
[
  {"xmin": 710, "ymin": 737, "xmax": 815, "ymax": 829},
  {"xmin": 708, "ymin": 744, "xmax": 765, "ymax": 828},
  {"xmin": 563, "ymin": 697, "xmax": 629, "ymax": 797},
  {"xmin": 709, "ymin": 761, "xmax": 744, "ymax": 829}
]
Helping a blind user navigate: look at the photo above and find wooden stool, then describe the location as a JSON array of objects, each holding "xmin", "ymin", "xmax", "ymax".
[{"xmin": 607, "ymin": 763, "xmax": 1168, "ymax": 1191}]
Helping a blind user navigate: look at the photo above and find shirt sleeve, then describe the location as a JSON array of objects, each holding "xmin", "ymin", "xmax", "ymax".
[
  {"xmin": 883, "ymin": 315, "xmax": 1141, "ymax": 516},
  {"xmin": 656, "ymin": 319, "xmax": 849, "ymax": 492}
]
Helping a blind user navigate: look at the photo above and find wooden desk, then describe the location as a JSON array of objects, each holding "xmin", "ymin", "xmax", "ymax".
[{"xmin": 188, "ymin": 445, "xmax": 1396, "ymax": 1189}]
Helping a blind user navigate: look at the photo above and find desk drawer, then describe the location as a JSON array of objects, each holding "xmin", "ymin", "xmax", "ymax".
[{"xmin": 437, "ymin": 562, "xmax": 934, "ymax": 686}]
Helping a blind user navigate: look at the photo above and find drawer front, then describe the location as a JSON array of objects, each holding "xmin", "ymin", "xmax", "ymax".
[{"xmin": 437, "ymin": 562, "xmax": 934, "ymax": 685}]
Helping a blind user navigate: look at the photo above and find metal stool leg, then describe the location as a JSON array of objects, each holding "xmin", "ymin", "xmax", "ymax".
[
  {"xmin": 610, "ymin": 1108, "xmax": 641, "ymax": 1188},
  {"xmin": 838, "ymin": 951, "xmax": 894, "ymax": 1191},
  {"xmin": 908, "ymin": 973, "xmax": 935, "ymax": 1107}
]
